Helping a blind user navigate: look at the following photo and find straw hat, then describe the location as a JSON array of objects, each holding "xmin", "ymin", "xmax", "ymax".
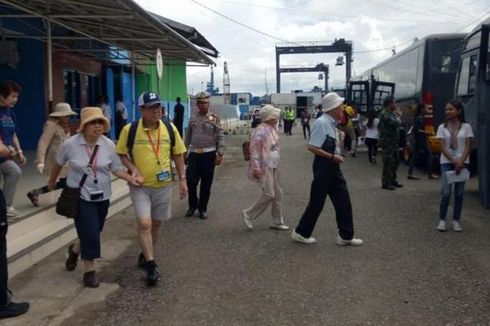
[
  {"xmin": 49, "ymin": 103, "xmax": 77, "ymax": 117},
  {"xmin": 260, "ymin": 104, "xmax": 281, "ymax": 122},
  {"xmin": 322, "ymin": 92, "xmax": 345, "ymax": 112},
  {"xmin": 76, "ymin": 107, "xmax": 110, "ymax": 133}
]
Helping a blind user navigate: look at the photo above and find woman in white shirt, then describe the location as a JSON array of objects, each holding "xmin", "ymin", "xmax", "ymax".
[
  {"xmin": 435, "ymin": 100, "xmax": 474, "ymax": 232},
  {"xmin": 362, "ymin": 110, "xmax": 379, "ymax": 165}
]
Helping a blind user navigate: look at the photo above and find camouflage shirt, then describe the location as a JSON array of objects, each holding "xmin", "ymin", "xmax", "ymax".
[{"xmin": 378, "ymin": 108, "xmax": 401, "ymax": 150}]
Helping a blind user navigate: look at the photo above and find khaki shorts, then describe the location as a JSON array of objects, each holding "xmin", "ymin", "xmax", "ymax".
[{"xmin": 129, "ymin": 185, "xmax": 172, "ymax": 221}]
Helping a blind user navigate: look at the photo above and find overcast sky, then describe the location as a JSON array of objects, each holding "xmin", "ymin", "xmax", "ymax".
[{"xmin": 134, "ymin": 0, "xmax": 489, "ymax": 96}]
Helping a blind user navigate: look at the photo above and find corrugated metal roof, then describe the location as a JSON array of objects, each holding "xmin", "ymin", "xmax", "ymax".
[{"xmin": 0, "ymin": 0, "xmax": 216, "ymax": 65}]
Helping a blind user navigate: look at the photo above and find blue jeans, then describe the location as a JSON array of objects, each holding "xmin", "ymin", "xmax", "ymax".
[{"xmin": 439, "ymin": 163, "xmax": 468, "ymax": 221}]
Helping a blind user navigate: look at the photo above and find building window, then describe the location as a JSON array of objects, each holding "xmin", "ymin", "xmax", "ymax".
[{"xmin": 64, "ymin": 70, "xmax": 81, "ymax": 112}]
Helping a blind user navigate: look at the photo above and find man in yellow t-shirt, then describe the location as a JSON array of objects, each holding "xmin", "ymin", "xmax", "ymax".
[{"xmin": 116, "ymin": 91, "xmax": 187, "ymax": 287}]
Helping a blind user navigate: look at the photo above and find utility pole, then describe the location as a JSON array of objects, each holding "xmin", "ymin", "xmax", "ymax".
[
  {"xmin": 223, "ymin": 61, "xmax": 230, "ymax": 104},
  {"xmin": 265, "ymin": 68, "xmax": 269, "ymax": 95}
]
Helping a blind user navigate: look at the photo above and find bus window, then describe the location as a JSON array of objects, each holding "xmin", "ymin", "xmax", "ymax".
[
  {"xmin": 457, "ymin": 55, "xmax": 478, "ymax": 95},
  {"xmin": 441, "ymin": 56, "xmax": 451, "ymax": 73},
  {"xmin": 469, "ymin": 55, "xmax": 478, "ymax": 93}
]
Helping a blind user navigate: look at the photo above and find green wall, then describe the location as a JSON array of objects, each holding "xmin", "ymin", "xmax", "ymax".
[{"xmin": 135, "ymin": 59, "xmax": 188, "ymax": 105}]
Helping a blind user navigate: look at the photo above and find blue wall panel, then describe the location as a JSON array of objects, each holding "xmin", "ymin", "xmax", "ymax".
[
  {"xmin": 121, "ymin": 72, "xmax": 133, "ymax": 122},
  {"xmin": 0, "ymin": 39, "xmax": 45, "ymax": 150}
]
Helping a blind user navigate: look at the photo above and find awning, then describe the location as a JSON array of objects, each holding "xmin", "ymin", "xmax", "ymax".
[{"xmin": 0, "ymin": 0, "xmax": 217, "ymax": 65}]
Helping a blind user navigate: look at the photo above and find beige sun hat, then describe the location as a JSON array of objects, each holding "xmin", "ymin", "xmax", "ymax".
[
  {"xmin": 322, "ymin": 92, "xmax": 345, "ymax": 112},
  {"xmin": 49, "ymin": 102, "xmax": 77, "ymax": 117},
  {"xmin": 260, "ymin": 104, "xmax": 281, "ymax": 122},
  {"xmin": 76, "ymin": 107, "xmax": 110, "ymax": 133}
]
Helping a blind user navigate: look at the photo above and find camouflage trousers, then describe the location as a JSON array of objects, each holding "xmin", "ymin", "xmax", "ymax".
[{"xmin": 382, "ymin": 148, "xmax": 400, "ymax": 187}]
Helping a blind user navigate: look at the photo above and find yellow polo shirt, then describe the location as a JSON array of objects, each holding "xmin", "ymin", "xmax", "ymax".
[{"xmin": 116, "ymin": 119, "xmax": 186, "ymax": 188}]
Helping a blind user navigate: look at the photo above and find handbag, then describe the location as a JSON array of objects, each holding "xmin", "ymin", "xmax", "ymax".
[
  {"xmin": 56, "ymin": 145, "xmax": 99, "ymax": 218},
  {"xmin": 242, "ymin": 140, "xmax": 251, "ymax": 161}
]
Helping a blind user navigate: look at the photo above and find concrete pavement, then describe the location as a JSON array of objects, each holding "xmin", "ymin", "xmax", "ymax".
[{"xmin": 4, "ymin": 123, "xmax": 490, "ymax": 325}]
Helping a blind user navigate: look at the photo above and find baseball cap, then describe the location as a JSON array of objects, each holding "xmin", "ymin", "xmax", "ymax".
[{"xmin": 138, "ymin": 91, "xmax": 162, "ymax": 107}]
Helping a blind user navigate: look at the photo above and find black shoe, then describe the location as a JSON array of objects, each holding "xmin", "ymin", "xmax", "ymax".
[
  {"xmin": 185, "ymin": 208, "xmax": 196, "ymax": 217},
  {"xmin": 392, "ymin": 181, "xmax": 404, "ymax": 188},
  {"xmin": 0, "ymin": 301, "xmax": 30, "ymax": 319},
  {"xmin": 83, "ymin": 270, "xmax": 99, "ymax": 288},
  {"xmin": 382, "ymin": 185, "xmax": 396, "ymax": 190},
  {"xmin": 137, "ymin": 252, "xmax": 146, "ymax": 269},
  {"xmin": 65, "ymin": 244, "xmax": 79, "ymax": 271},
  {"xmin": 407, "ymin": 175, "xmax": 420, "ymax": 180},
  {"xmin": 26, "ymin": 191, "xmax": 39, "ymax": 206},
  {"xmin": 144, "ymin": 260, "xmax": 160, "ymax": 286},
  {"xmin": 199, "ymin": 211, "xmax": 207, "ymax": 219}
]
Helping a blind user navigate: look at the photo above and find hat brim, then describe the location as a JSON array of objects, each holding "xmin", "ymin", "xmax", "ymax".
[
  {"xmin": 49, "ymin": 111, "xmax": 78, "ymax": 117},
  {"xmin": 324, "ymin": 97, "xmax": 345, "ymax": 112},
  {"xmin": 76, "ymin": 116, "xmax": 110, "ymax": 133}
]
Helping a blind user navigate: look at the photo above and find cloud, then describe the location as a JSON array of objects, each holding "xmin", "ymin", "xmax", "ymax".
[{"xmin": 134, "ymin": 0, "xmax": 489, "ymax": 95}]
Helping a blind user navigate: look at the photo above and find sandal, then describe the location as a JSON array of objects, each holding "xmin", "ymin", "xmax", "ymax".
[{"xmin": 26, "ymin": 191, "xmax": 39, "ymax": 206}]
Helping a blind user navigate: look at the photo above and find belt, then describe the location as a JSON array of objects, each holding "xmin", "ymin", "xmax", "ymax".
[{"xmin": 189, "ymin": 146, "xmax": 216, "ymax": 154}]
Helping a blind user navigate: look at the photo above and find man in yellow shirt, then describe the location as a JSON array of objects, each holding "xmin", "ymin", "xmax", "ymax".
[{"xmin": 116, "ymin": 91, "xmax": 187, "ymax": 286}]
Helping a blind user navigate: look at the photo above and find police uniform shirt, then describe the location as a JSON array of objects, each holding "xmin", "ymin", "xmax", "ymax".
[
  {"xmin": 309, "ymin": 113, "xmax": 340, "ymax": 155},
  {"xmin": 185, "ymin": 112, "xmax": 224, "ymax": 155}
]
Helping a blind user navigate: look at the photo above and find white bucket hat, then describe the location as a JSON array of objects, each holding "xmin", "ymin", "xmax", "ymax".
[
  {"xmin": 260, "ymin": 104, "xmax": 281, "ymax": 122},
  {"xmin": 322, "ymin": 92, "xmax": 345, "ymax": 112},
  {"xmin": 49, "ymin": 102, "xmax": 77, "ymax": 117}
]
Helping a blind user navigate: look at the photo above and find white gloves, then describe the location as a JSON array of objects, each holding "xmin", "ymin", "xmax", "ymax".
[{"xmin": 37, "ymin": 163, "xmax": 45, "ymax": 174}]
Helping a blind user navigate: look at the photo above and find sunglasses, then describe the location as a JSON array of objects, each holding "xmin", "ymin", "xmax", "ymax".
[{"xmin": 197, "ymin": 101, "xmax": 209, "ymax": 105}]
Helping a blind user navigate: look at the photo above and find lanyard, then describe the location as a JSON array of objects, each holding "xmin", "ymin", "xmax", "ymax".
[
  {"xmin": 84, "ymin": 145, "xmax": 99, "ymax": 183},
  {"xmin": 146, "ymin": 126, "xmax": 161, "ymax": 165}
]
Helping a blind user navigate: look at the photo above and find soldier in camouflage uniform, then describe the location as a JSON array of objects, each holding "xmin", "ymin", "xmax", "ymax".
[
  {"xmin": 184, "ymin": 92, "xmax": 224, "ymax": 219},
  {"xmin": 378, "ymin": 96, "xmax": 403, "ymax": 190}
]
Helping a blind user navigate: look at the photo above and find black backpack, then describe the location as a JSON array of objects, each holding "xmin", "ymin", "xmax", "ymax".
[{"xmin": 126, "ymin": 117, "xmax": 175, "ymax": 159}]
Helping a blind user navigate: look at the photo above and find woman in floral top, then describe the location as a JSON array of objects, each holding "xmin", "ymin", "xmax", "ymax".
[{"xmin": 242, "ymin": 105, "xmax": 289, "ymax": 231}]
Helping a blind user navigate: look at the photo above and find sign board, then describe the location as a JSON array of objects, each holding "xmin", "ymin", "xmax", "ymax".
[{"xmin": 156, "ymin": 48, "xmax": 163, "ymax": 80}]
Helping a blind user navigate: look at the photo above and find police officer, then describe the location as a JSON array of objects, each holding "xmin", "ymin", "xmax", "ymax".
[
  {"xmin": 378, "ymin": 96, "xmax": 403, "ymax": 190},
  {"xmin": 185, "ymin": 92, "xmax": 224, "ymax": 219},
  {"xmin": 291, "ymin": 92, "xmax": 363, "ymax": 246}
]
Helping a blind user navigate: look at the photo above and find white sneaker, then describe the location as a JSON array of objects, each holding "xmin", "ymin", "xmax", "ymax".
[
  {"xmin": 291, "ymin": 230, "xmax": 316, "ymax": 244},
  {"xmin": 269, "ymin": 224, "xmax": 290, "ymax": 231},
  {"xmin": 6, "ymin": 206, "xmax": 18, "ymax": 218},
  {"xmin": 242, "ymin": 209, "xmax": 253, "ymax": 230},
  {"xmin": 336, "ymin": 234, "xmax": 363, "ymax": 246},
  {"xmin": 437, "ymin": 220, "xmax": 447, "ymax": 232},
  {"xmin": 452, "ymin": 221, "xmax": 463, "ymax": 232}
]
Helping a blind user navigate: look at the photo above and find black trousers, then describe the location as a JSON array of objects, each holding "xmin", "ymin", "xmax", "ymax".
[
  {"xmin": 295, "ymin": 158, "xmax": 354, "ymax": 240},
  {"xmin": 365, "ymin": 138, "xmax": 378, "ymax": 163},
  {"xmin": 302, "ymin": 124, "xmax": 310, "ymax": 139},
  {"xmin": 0, "ymin": 189, "xmax": 9, "ymax": 307},
  {"xmin": 186, "ymin": 151, "xmax": 216, "ymax": 213}
]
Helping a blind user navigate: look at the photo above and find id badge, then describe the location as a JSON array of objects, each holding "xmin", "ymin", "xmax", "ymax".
[
  {"xmin": 156, "ymin": 170, "xmax": 171, "ymax": 182},
  {"xmin": 89, "ymin": 190, "xmax": 104, "ymax": 201}
]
